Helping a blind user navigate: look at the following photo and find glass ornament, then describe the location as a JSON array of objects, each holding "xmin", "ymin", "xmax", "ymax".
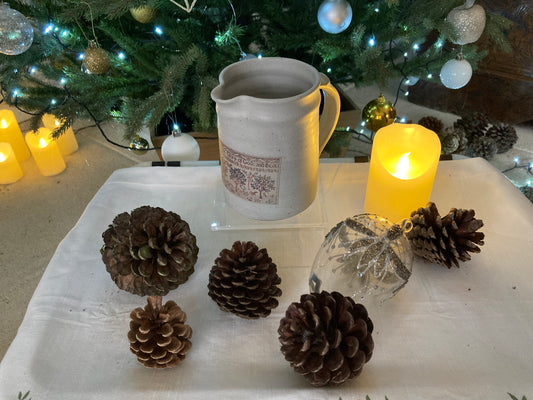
[
  {"xmin": 129, "ymin": 135, "xmax": 149, "ymax": 155},
  {"xmin": 161, "ymin": 125, "xmax": 200, "ymax": 161},
  {"xmin": 317, "ymin": 0, "xmax": 353, "ymax": 34},
  {"xmin": 440, "ymin": 54, "xmax": 472, "ymax": 89},
  {"xmin": 0, "ymin": 3, "xmax": 34, "ymax": 55},
  {"xmin": 309, "ymin": 214, "xmax": 414, "ymax": 303},
  {"xmin": 361, "ymin": 94, "xmax": 396, "ymax": 132}
]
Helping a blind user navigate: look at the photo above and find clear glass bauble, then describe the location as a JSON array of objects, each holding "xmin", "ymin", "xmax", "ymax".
[
  {"xmin": 317, "ymin": 0, "xmax": 353, "ymax": 34},
  {"xmin": 0, "ymin": 3, "xmax": 34, "ymax": 55},
  {"xmin": 309, "ymin": 214, "xmax": 414, "ymax": 304}
]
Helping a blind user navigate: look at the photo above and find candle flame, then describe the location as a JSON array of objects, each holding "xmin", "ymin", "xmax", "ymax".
[
  {"xmin": 39, "ymin": 137, "xmax": 48, "ymax": 148},
  {"xmin": 0, "ymin": 119, "xmax": 7, "ymax": 129},
  {"xmin": 55, "ymin": 120, "xmax": 60, "ymax": 127},
  {"xmin": 0, "ymin": 153, "xmax": 5, "ymax": 162},
  {"xmin": 393, "ymin": 152, "xmax": 411, "ymax": 179}
]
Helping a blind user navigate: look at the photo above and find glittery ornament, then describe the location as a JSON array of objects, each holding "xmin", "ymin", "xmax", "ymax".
[
  {"xmin": 0, "ymin": 3, "xmax": 34, "ymax": 55},
  {"xmin": 129, "ymin": 135, "xmax": 149, "ymax": 154},
  {"xmin": 129, "ymin": 6, "xmax": 158, "ymax": 23},
  {"xmin": 440, "ymin": 54, "xmax": 472, "ymax": 89},
  {"xmin": 361, "ymin": 94, "xmax": 396, "ymax": 132},
  {"xmin": 309, "ymin": 214, "xmax": 414, "ymax": 303},
  {"xmin": 317, "ymin": 0, "xmax": 353, "ymax": 34},
  {"xmin": 446, "ymin": 0, "xmax": 486, "ymax": 45},
  {"xmin": 83, "ymin": 41, "xmax": 110, "ymax": 74}
]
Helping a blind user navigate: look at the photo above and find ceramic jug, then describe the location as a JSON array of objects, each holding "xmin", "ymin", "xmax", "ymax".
[{"xmin": 211, "ymin": 57, "xmax": 341, "ymax": 220}]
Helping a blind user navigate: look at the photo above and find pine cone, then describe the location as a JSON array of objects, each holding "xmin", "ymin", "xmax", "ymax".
[
  {"xmin": 207, "ymin": 241, "xmax": 282, "ymax": 319},
  {"xmin": 418, "ymin": 116, "xmax": 444, "ymax": 135},
  {"xmin": 454, "ymin": 112, "xmax": 490, "ymax": 140},
  {"xmin": 128, "ymin": 296, "xmax": 192, "ymax": 368},
  {"xmin": 520, "ymin": 186, "xmax": 533, "ymax": 203},
  {"xmin": 278, "ymin": 291, "xmax": 374, "ymax": 387},
  {"xmin": 102, "ymin": 206, "xmax": 199, "ymax": 296},
  {"xmin": 486, "ymin": 123, "xmax": 518, "ymax": 154},
  {"xmin": 407, "ymin": 202, "xmax": 485, "ymax": 268},
  {"xmin": 439, "ymin": 132, "xmax": 460, "ymax": 155},
  {"xmin": 467, "ymin": 136, "xmax": 498, "ymax": 160},
  {"xmin": 441, "ymin": 126, "xmax": 468, "ymax": 153}
]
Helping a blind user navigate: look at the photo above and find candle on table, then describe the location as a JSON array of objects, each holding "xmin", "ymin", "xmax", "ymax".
[
  {"xmin": 0, "ymin": 109, "xmax": 30, "ymax": 162},
  {"xmin": 42, "ymin": 113, "xmax": 79, "ymax": 155},
  {"xmin": 364, "ymin": 123, "xmax": 441, "ymax": 222},
  {"xmin": 0, "ymin": 142, "xmax": 23, "ymax": 184},
  {"xmin": 25, "ymin": 128, "xmax": 66, "ymax": 176}
]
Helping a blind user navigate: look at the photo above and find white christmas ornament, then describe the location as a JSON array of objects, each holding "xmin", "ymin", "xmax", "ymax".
[
  {"xmin": 440, "ymin": 54, "xmax": 472, "ymax": 89},
  {"xmin": 446, "ymin": 0, "xmax": 486, "ymax": 45},
  {"xmin": 317, "ymin": 0, "xmax": 353, "ymax": 34},
  {"xmin": 0, "ymin": 3, "xmax": 34, "ymax": 55},
  {"xmin": 161, "ymin": 126, "xmax": 200, "ymax": 161}
]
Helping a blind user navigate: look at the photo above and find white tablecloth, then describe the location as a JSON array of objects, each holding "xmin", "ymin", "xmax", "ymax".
[{"xmin": 1, "ymin": 159, "xmax": 532, "ymax": 400}]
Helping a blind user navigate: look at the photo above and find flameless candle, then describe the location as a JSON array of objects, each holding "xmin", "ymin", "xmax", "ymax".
[
  {"xmin": 364, "ymin": 124, "xmax": 441, "ymax": 222},
  {"xmin": 25, "ymin": 128, "xmax": 66, "ymax": 176},
  {"xmin": 42, "ymin": 113, "xmax": 78, "ymax": 155},
  {"xmin": 0, "ymin": 109, "xmax": 30, "ymax": 162},
  {"xmin": 0, "ymin": 142, "xmax": 23, "ymax": 184}
]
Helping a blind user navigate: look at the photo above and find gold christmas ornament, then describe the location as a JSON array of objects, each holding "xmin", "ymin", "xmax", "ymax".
[
  {"xmin": 83, "ymin": 41, "xmax": 110, "ymax": 74},
  {"xmin": 361, "ymin": 94, "xmax": 396, "ymax": 132},
  {"xmin": 129, "ymin": 135, "xmax": 149, "ymax": 154},
  {"xmin": 129, "ymin": 6, "xmax": 158, "ymax": 23}
]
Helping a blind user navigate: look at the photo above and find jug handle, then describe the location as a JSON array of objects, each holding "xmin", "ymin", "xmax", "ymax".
[{"xmin": 318, "ymin": 73, "xmax": 341, "ymax": 154}]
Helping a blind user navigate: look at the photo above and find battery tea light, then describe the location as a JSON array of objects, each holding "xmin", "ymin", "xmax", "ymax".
[
  {"xmin": 25, "ymin": 128, "xmax": 66, "ymax": 176},
  {"xmin": 0, "ymin": 109, "xmax": 30, "ymax": 162},
  {"xmin": 0, "ymin": 142, "xmax": 23, "ymax": 184},
  {"xmin": 41, "ymin": 113, "xmax": 78, "ymax": 155},
  {"xmin": 364, "ymin": 124, "xmax": 441, "ymax": 222}
]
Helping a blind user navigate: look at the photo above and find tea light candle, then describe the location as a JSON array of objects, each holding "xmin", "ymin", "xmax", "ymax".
[
  {"xmin": 0, "ymin": 142, "xmax": 23, "ymax": 184},
  {"xmin": 25, "ymin": 128, "xmax": 66, "ymax": 176},
  {"xmin": 0, "ymin": 109, "xmax": 30, "ymax": 162},
  {"xmin": 42, "ymin": 113, "xmax": 78, "ymax": 155},
  {"xmin": 364, "ymin": 124, "xmax": 441, "ymax": 222}
]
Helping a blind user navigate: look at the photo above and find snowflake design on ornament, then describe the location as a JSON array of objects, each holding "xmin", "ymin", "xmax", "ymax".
[{"xmin": 170, "ymin": 0, "xmax": 197, "ymax": 13}]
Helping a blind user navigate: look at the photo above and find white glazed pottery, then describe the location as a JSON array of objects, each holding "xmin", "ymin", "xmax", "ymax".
[{"xmin": 211, "ymin": 57, "xmax": 341, "ymax": 220}]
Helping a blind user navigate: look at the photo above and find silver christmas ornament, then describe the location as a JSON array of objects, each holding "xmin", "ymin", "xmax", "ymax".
[
  {"xmin": 309, "ymin": 214, "xmax": 414, "ymax": 304},
  {"xmin": 0, "ymin": 3, "xmax": 34, "ymax": 55},
  {"xmin": 317, "ymin": 0, "xmax": 353, "ymax": 34},
  {"xmin": 440, "ymin": 54, "xmax": 472, "ymax": 89},
  {"xmin": 446, "ymin": 0, "xmax": 486, "ymax": 45}
]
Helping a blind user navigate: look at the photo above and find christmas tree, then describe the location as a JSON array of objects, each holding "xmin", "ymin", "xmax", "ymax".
[{"xmin": 0, "ymin": 0, "xmax": 511, "ymax": 143}]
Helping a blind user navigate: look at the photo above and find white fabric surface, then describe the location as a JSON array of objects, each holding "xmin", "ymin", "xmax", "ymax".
[{"xmin": 1, "ymin": 158, "xmax": 533, "ymax": 399}]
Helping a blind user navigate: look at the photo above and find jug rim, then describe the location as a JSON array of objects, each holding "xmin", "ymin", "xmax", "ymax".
[{"xmin": 211, "ymin": 57, "xmax": 321, "ymax": 104}]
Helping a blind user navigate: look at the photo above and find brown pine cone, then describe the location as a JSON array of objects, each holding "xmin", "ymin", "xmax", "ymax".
[
  {"xmin": 207, "ymin": 241, "xmax": 282, "ymax": 319},
  {"xmin": 418, "ymin": 116, "xmax": 444, "ymax": 135},
  {"xmin": 407, "ymin": 202, "xmax": 485, "ymax": 268},
  {"xmin": 279, "ymin": 291, "xmax": 374, "ymax": 387},
  {"xmin": 454, "ymin": 112, "xmax": 490, "ymax": 140},
  {"xmin": 467, "ymin": 136, "xmax": 498, "ymax": 160},
  {"xmin": 486, "ymin": 123, "xmax": 518, "ymax": 154},
  {"xmin": 102, "ymin": 206, "xmax": 199, "ymax": 296},
  {"xmin": 128, "ymin": 296, "xmax": 192, "ymax": 368}
]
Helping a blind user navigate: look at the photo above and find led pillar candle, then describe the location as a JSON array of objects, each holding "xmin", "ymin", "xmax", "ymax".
[
  {"xmin": 25, "ymin": 128, "xmax": 66, "ymax": 176},
  {"xmin": 0, "ymin": 142, "xmax": 23, "ymax": 184},
  {"xmin": 364, "ymin": 124, "xmax": 441, "ymax": 222},
  {"xmin": 42, "ymin": 113, "xmax": 79, "ymax": 155},
  {"xmin": 0, "ymin": 109, "xmax": 30, "ymax": 162}
]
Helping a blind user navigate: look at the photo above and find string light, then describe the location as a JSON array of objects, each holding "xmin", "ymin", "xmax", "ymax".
[
  {"xmin": 50, "ymin": 99, "xmax": 57, "ymax": 105},
  {"xmin": 412, "ymin": 43, "xmax": 419, "ymax": 50},
  {"xmin": 12, "ymin": 89, "xmax": 20, "ymax": 97},
  {"xmin": 154, "ymin": 26, "xmax": 163, "ymax": 35},
  {"xmin": 118, "ymin": 52, "xmax": 126, "ymax": 60},
  {"xmin": 29, "ymin": 66, "xmax": 37, "ymax": 74},
  {"xmin": 78, "ymin": 53, "xmax": 85, "ymax": 60},
  {"xmin": 368, "ymin": 37, "xmax": 376, "ymax": 47},
  {"xmin": 327, "ymin": 67, "xmax": 332, "ymax": 73},
  {"xmin": 427, "ymin": 73, "xmax": 433, "ymax": 79},
  {"xmin": 44, "ymin": 24, "xmax": 54, "ymax": 34},
  {"xmin": 60, "ymin": 78, "xmax": 67, "ymax": 85},
  {"xmin": 435, "ymin": 40, "xmax": 443, "ymax": 48}
]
